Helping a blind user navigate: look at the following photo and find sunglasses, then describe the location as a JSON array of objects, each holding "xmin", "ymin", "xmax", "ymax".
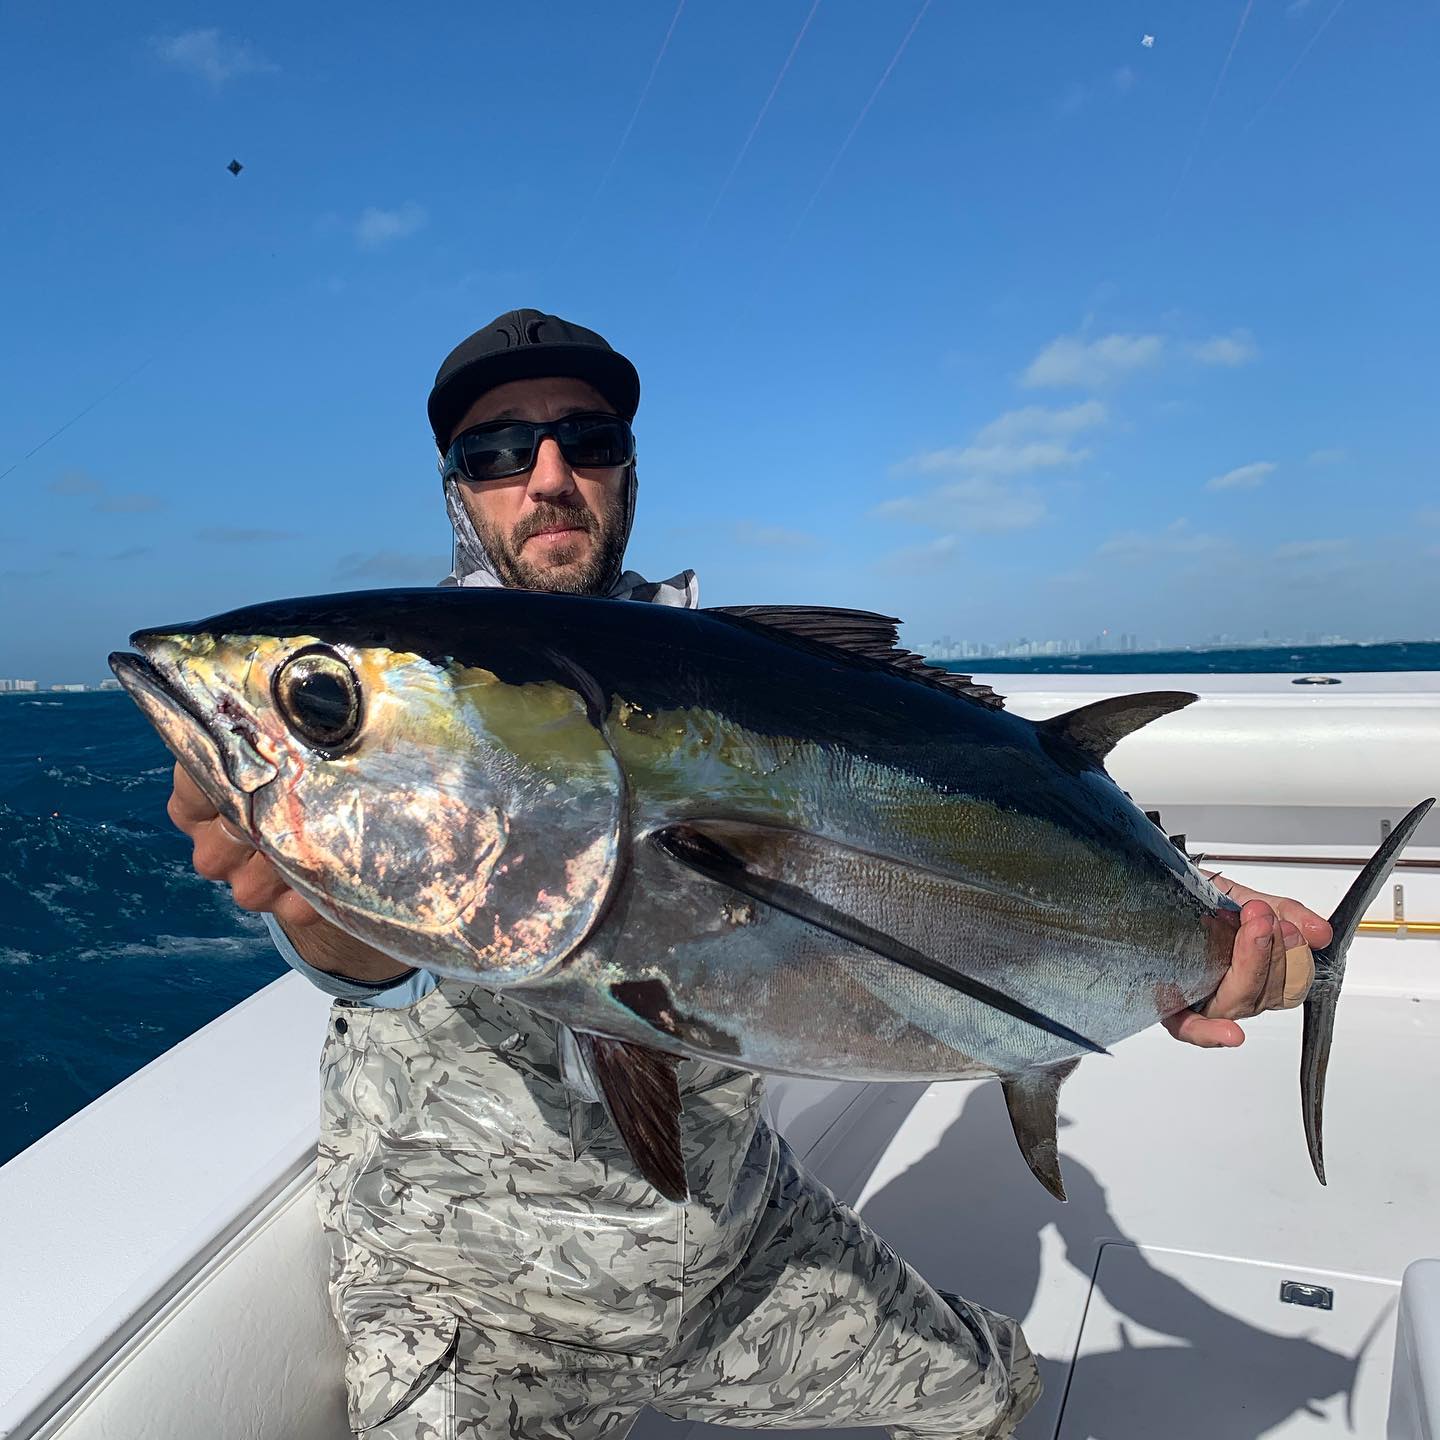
[{"xmin": 443, "ymin": 413, "xmax": 636, "ymax": 484}]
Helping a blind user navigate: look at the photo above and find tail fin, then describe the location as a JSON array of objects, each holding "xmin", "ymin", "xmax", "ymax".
[{"xmin": 1303, "ymin": 797, "xmax": 1435, "ymax": 1182}]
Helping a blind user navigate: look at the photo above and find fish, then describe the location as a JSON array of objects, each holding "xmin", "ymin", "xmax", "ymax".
[{"xmin": 109, "ymin": 587, "xmax": 1433, "ymax": 1203}]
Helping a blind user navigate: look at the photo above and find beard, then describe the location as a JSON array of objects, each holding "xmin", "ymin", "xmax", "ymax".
[{"xmin": 471, "ymin": 493, "xmax": 628, "ymax": 596}]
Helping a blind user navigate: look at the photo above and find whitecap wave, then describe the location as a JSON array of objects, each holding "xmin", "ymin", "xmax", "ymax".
[{"xmin": 69, "ymin": 932, "xmax": 273, "ymax": 965}]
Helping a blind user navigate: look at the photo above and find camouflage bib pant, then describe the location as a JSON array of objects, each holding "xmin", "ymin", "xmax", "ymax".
[{"xmin": 318, "ymin": 981, "xmax": 1041, "ymax": 1440}]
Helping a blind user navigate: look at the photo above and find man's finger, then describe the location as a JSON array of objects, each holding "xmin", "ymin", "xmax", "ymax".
[
  {"xmin": 1163, "ymin": 1009, "xmax": 1245, "ymax": 1048},
  {"xmin": 1273, "ymin": 897, "xmax": 1333, "ymax": 950},
  {"xmin": 191, "ymin": 818, "xmax": 257, "ymax": 881},
  {"xmin": 168, "ymin": 762, "xmax": 219, "ymax": 831},
  {"xmin": 217, "ymin": 818, "xmax": 253, "ymax": 847},
  {"xmin": 1281, "ymin": 934, "xmax": 1315, "ymax": 1008},
  {"xmin": 1203, "ymin": 900, "xmax": 1275, "ymax": 1020},
  {"xmin": 231, "ymin": 850, "xmax": 291, "ymax": 912},
  {"xmin": 1219, "ymin": 877, "xmax": 1332, "ymax": 950},
  {"xmin": 274, "ymin": 888, "xmax": 323, "ymax": 929},
  {"xmin": 1261, "ymin": 918, "xmax": 1288, "ymax": 1013}
]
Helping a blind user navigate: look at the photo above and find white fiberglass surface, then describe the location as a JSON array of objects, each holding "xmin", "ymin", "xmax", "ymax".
[
  {"xmin": 0, "ymin": 976, "xmax": 334, "ymax": 1434},
  {"xmin": 1055, "ymin": 1247, "xmax": 1399, "ymax": 1438}
]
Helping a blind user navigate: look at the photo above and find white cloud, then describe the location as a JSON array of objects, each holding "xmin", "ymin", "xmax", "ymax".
[
  {"xmin": 883, "ymin": 404, "xmax": 1105, "ymax": 538},
  {"xmin": 1189, "ymin": 329, "xmax": 1259, "ymax": 366},
  {"xmin": 894, "ymin": 402, "xmax": 1106, "ymax": 486},
  {"xmin": 732, "ymin": 522, "xmax": 822, "ymax": 549},
  {"xmin": 899, "ymin": 440, "xmax": 1085, "ymax": 478},
  {"xmin": 1287, "ymin": 0, "xmax": 1314, "ymax": 14},
  {"xmin": 47, "ymin": 470, "xmax": 102, "ymax": 496},
  {"xmin": 975, "ymin": 400, "xmax": 1108, "ymax": 444},
  {"xmin": 1275, "ymin": 539, "xmax": 1348, "ymax": 561},
  {"xmin": 1307, "ymin": 447, "xmax": 1347, "ymax": 466},
  {"xmin": 1205, "ymin": 460, "xmax": 1276, "ymax": 491},
  {"xmin": 151, "ymin": 28, "xmax": 277, "ymax": 89},
  {"xmin": 1097, "ymin": 518, "xmax": 1227, "ymax": 561},
  {"xmin": 879, "ymin": 535, "xmax": 963, "ymax": 573},
  {"xmin": 877, "ymin": 476, "xmax": 1047, "ymax": 533},
  {"xmin": 1021, "ymin": 332, "xmax": 1164, "ymax": 390},
  {"xmin": 354, "ymin": 203, "xmax": 428, "ymax": 250},
  {"xmin": 95, "ymin": 493, "xmax": 164, "ymax": 514}
]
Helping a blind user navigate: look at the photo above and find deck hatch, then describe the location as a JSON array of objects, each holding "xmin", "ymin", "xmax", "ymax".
[{"xmin": 1280, "ymin": 1281, "xmax": 1334, "ymax": 1310}]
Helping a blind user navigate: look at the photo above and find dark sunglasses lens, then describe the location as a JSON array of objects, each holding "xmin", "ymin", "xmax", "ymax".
[
  {"xmin": 457, "ymin": 424, "xmax": 535, "ymax": 480},
  {"xmin": 557, "ymin": 417, "xmax": 633, "ymax": 468}
]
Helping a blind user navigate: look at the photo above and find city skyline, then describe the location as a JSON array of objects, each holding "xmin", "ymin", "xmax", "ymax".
[{"xmin": 925, "ymin": 626, "xmax": 1440, "ymax": 662}]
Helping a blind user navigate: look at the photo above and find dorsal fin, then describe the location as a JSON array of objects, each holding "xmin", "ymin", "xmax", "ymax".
[
  {"xmin": 708, "ymin": 605, "xmax": 1005, "ymax": 710},
  {"xmin": 1039, "ymin": 691, "xmax": 1197, "ymax": 765}
]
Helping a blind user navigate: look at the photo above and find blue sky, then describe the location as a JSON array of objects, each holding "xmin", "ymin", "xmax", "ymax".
[{"xmin": 2, "ymin": 0, "xmax": 1437, "ymax": 682}]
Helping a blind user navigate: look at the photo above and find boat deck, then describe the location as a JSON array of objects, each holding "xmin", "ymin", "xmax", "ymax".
[{"xmin": 3, "ymin": 672, "xmax": 1437, "ymax": 1439}]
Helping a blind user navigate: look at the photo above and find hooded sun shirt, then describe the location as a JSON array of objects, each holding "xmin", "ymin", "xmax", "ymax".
[{"xmin": 439, "ymin": 461, "xmax": 697, "ymax": 607}]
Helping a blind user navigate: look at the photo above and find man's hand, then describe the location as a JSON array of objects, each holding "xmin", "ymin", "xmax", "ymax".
[
  {"xmin": 168, "ymin": 763, "xmax": 321, "ymax": 931},
  {"xmin": 1163, "ymin": 877, "xmax": 1333, "ymax": 1048}
]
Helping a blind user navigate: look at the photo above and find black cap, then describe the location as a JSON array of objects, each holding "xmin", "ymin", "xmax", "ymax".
[{"xmin": 427, "ymin": 309, "xmax": 641, "ymax": 449}]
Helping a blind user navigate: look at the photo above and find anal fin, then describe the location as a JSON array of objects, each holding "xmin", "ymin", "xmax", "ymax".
[
  {"xmin": 575, "ymin": 1032, "xmax": 688, "ymax": 1203},
  {"xmin": 1001, "ymin": 1059, "xmax": 1082, "ymax": 1201}
]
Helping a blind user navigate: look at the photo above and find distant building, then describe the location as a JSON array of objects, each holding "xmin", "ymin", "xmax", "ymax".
[
  {"xmin": 98, "ymin": 678, "xmax": 123, "ymax": 691},
  {"xmin": 50, "ymin": 683, "xmax": 87, "ymax": 693},
  {"xmin": 0, "ymin": 678, "xmax": 39, "ymax": 693}
]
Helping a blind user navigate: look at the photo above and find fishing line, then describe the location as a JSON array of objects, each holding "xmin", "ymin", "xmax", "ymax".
[
  {"xmin": 785, "ymin": 0, "xmax": 933, "ymax": 245},
  {"xmin": 699, "ymin": 0, "xmax": 823, "ymax": 235},
  {"xmin": 590, "ymin": 0, "xmax": 688, "ymax": 204},
  {"xmin": 0, "ymin": 166, "xmax": 258, "ymax": 484},
  {"xmin": 1243, "ymin": 0, "xmax": 1348, "ymax": 134},
  {"xmin": 1162, "ymin": 0, "xmax": 1255, "ymax": 221},
  {"xmin": 0, "ymin": 353, "xmax": 162, "ymax": 484}
]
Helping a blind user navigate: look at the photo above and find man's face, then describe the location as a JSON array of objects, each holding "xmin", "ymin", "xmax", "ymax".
[{"xmin": 449, "ymin": 376, "xmax": 629, "ymax": 595}]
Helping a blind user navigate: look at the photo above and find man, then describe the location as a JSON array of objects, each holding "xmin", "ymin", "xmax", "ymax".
[{"xmin": 170, "ymin": 309, "xmax": 1331, "ymax": 1438}]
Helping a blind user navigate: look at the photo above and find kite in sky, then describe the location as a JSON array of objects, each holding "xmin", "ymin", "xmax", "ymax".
[
  {"xmin": 227, "ymin": 159, "xmax": 244, "ymax": 176},
  {"xmin": 1141, "ymin": 33, "xmax": 1155, "ymax": 47}
]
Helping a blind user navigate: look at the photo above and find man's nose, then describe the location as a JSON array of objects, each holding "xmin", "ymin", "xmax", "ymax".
[{"xmin": 525, "ymin": 437, "xmax": 577, "ymax": 499}]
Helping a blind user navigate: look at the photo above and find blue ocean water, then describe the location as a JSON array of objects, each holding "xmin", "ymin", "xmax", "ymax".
[
  {"xmin": 0, "ymin": 693, "xmax": 283, "ymax": 1167},
  {"xmin": 2, "ymin": 638, "xmax": 1436, "ymax": 1168}
]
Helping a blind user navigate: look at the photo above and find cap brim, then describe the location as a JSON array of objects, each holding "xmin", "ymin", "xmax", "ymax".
[{"xmin": 428, "ymin": 344, "xmax": 640, "ymax": 447}]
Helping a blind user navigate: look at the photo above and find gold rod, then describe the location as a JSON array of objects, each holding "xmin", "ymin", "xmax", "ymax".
[{"xmin": 1355, "ymin": 920, "xmax": 1440, "ymax": 936}]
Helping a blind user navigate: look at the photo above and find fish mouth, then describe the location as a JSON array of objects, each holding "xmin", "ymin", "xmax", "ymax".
[{"xmin": 108, "ymin": 647, "xmax": 279, "ymax": 823}]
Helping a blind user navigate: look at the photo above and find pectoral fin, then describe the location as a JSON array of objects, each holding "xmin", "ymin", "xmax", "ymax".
[
  {"xmin": 575, "ymin": 1031, "xmax": 688, "ymax": 1202},
  {"xmin": 652, "ymin": 821, "xmax": 1105, "ymax": 1056},
  {"xmin": 1001, "ymin": 1059, "xmax": 1082, "ymax": 1201}
]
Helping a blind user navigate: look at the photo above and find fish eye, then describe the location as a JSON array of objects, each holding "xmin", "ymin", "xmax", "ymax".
[{"xmin": 274, "ymin": 648, "xmax": 362, "ymax": 752}]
